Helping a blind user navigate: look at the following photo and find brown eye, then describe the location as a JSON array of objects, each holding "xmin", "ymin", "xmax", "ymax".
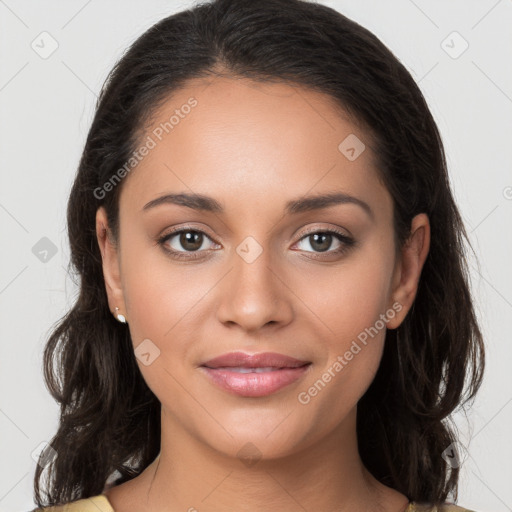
[
  {"xmin": 158, "ymin": 228, "xmax": 219, "ymax": 260},
  {"xmin": 305, "ymin": 232, "xmax": 334, "ymax": 252},
  {"xmin": 295, "ymin": 229, "xmax": 355, "ymax": 256},
  {"xmin": 175, "ymin": 231, "xmax": 204, "ymax": 252}
]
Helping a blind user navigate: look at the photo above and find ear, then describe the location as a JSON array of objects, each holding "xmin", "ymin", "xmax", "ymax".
[
  {"xmin": 386, "ymin": 213, "xmax": 430, "ymax": 329},
  {"xmin": 95, "ymin": 206, "xmax": 127, "ymax": 322}
]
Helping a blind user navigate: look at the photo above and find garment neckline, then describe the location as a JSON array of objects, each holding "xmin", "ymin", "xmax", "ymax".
[{"xmin": 98, "ymin": 494, "xmax": 415, "ymax": 511}]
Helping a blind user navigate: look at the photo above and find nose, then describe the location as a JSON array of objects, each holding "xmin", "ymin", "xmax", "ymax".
[{"xmin": 215, "ymin": 242, "xmax": 294, "ymax": 334}]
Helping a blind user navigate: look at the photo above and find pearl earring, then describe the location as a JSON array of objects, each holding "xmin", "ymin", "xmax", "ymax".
[{"xmin": 114, "ymin": 307, "xmax": 126, "ymax": 323}]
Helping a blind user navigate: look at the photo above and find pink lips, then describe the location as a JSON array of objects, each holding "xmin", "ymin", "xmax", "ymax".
[{"xmin": 199, "ymin": 351, "xmax": 311, "ymax": 397}]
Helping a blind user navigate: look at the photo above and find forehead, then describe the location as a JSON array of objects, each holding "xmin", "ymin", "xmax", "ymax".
[{"xmin": 119, "ymin": 76, "xmax": 391, "ymax": 222}]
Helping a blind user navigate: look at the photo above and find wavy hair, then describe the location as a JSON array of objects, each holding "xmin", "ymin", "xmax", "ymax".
[{"xmin": 33, "ymin": 0, "xmax": 485, "ymax": 507}]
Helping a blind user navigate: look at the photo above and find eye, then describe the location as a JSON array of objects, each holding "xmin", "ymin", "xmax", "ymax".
[
  {"xmin": 293, "ymin": 228, "xmax": 355, "ymax": 258},
  {"xmin": 157, "ymin": 227, "xmax": 219, "ymax": 260},
  {"xmin": 157, "ymin": 226, "xmax": 356, "ymax": 261}
]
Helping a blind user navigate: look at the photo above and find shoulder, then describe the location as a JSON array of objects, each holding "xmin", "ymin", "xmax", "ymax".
[
  {"xmin": 32, "ymin": 495, "xmax": 114, "ymax": 512},
  {"xmin": 410, "ymin": 502, "xmax": 478, "ymax": 512}
]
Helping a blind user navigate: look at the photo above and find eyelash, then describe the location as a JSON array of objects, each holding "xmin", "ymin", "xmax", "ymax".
[{"xmin": 157, "ymin": 225, "xmax": 356, "ymax": 261}]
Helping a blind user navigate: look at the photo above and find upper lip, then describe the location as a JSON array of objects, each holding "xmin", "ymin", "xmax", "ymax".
[{"xmin": 201, "ymin": 351, "xmax": 310, "ymax": 369}]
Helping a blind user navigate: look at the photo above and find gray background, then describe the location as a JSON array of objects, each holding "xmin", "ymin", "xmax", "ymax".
[{"xmin": 0, "ymin": 1, "xmax": 511, "ymax": 511}]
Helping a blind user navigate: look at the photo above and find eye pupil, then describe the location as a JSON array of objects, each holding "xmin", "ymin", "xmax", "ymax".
[
  {"xmin": 310, "ymin": 233, "xmax": 332, "ymax": 252},
  {"xmin": 180, "ymin": 231, "xmax": 203, "ymax": 251}
]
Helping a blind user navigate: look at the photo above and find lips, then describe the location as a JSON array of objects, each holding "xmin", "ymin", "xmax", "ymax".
[
  {"xmin": 199, "ymin": 351, "xmax": 311, "ymax": 397},
  {"xmin": 202, "ymin": 351, "xmax": 309, "ymax": 369}
]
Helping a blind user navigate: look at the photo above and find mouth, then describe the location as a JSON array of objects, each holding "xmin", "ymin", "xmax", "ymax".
[{"xmin": 199, "ymin": 351, "xmax": 312, "ymax": 397}]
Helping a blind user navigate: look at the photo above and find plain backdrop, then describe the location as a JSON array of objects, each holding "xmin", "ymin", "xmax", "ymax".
[{"xmin": 0, "ymin": 1, "xmax": 511, "ymax": 511}]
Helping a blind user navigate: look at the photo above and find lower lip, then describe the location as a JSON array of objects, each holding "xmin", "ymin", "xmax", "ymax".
[{"xmin": 200, "ymin": 365, "xmax": 311, "ymax": 397}]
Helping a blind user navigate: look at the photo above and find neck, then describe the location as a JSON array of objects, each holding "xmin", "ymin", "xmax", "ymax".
[{"xmin": 108, "ymin": 406, "xmax": 408, "ymax": 512}]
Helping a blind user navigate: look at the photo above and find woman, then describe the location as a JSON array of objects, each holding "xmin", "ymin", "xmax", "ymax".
[{"xmin": 32, "ymin": 0, "xmax": 485, "ymax": 510}]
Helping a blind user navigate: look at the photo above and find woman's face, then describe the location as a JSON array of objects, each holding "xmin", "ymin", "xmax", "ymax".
[{"xmin": 97, "ymin": 76, "xmax": 428, "ymax": 461}]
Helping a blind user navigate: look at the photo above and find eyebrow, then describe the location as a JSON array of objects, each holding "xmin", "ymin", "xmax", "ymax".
[{"xmin": 142, "ymin": 191, "xmax": 374, "ymax": 220}]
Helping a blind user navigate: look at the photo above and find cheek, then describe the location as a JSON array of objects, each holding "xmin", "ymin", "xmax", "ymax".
[
  {"xmin": 120, "ymin": 253, "xmax": 198, "ymax": 413},
  {"xmin": 298, "ymin": 246, "xmax": 394, "ymax": 345},
  {"xmin": 121, "ymin": 235, "xmax": 195, "ymax": 337},
  {"xmin": 295, "ymin": 238, "xmax": 395, "ymax": 407},
  {"xmin": 296, "ymin": 282, "xmax": 391, "ymax": 439},
  {"xmin": 119, "ymin": 239, "xmax": 220, "ymax": 395},
  {"xmin": 119, "ymin": 242, "xmax": 198, "ymax": 388}
]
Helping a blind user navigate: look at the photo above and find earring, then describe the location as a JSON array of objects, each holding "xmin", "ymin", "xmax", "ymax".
[{"xmin": 114, "ymin": 307, "xmax": 127, "ymax": 323}]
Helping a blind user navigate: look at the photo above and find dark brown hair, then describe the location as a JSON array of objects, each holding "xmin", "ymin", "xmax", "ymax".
[{"xmin": 33, "ymin": 0, "xmax": 485, "ymax": 507}]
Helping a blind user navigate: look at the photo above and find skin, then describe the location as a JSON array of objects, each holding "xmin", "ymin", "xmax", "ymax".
[{"xmin": 96, "ymin": 76, "xmax": 430, "ymax": 512}]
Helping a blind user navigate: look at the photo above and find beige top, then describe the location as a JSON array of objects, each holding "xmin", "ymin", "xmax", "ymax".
[{"xmin": 35, "ymin": 494, "xmax": 478, "ymax": 511}]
